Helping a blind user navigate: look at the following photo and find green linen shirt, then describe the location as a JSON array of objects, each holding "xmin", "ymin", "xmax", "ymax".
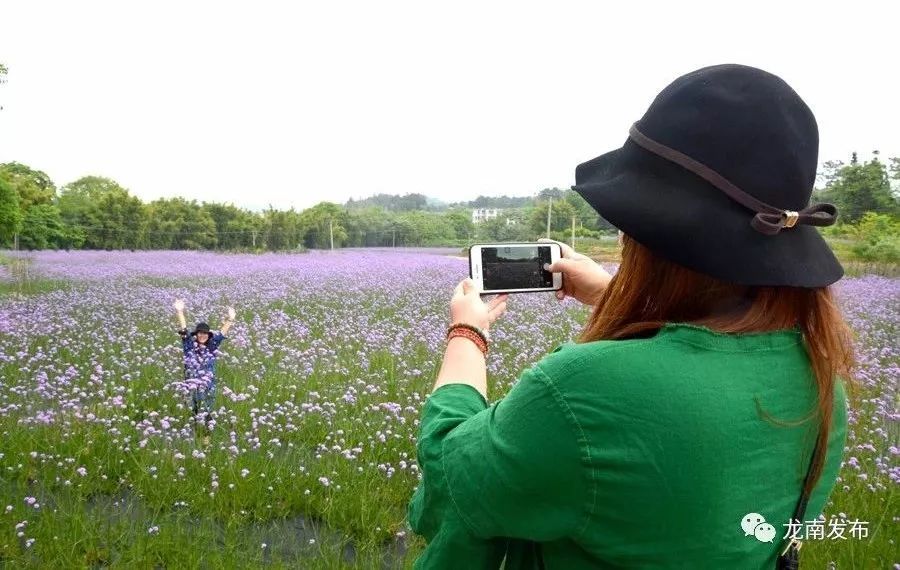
[{"xmin": 407, "ymin": 322, "xmax": 849, "ymax": 569}]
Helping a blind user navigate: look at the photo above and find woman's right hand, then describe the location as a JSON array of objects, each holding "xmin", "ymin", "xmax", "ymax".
[
  {"xmin": 173, "ymin": 299, "xmax": 185, "ymax": 312},
  {"xmin": 540, "ymin": 239, "xmax": 612, "ymax": 306}
]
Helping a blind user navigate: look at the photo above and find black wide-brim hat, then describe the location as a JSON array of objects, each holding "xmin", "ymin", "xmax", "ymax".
[
  {"xmin": 572, "ymin": 64, "xmax": 843, "ymax": 287},
  {"xmin": 191, "ymin": 322, "xmax": 211, "ymax": 336}
]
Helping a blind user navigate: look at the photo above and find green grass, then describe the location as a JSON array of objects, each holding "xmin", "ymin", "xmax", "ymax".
[
  {"xmin": 0, "ymin": 255, "xmax": 69, "ymax": 296},
  {"xmin": 0, "ymin": 279, "xmax": 70, "ymax": 296}
]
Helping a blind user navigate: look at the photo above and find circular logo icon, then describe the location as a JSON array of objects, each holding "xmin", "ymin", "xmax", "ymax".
[{"xmin": 741, "ymin": 512, "xmax": 766, "ymax": 536}]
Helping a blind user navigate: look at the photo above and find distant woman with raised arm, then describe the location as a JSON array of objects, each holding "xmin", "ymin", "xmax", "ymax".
[{"xmin": 173, "ymin": 299, "xmax": 235, "ymax": 421}]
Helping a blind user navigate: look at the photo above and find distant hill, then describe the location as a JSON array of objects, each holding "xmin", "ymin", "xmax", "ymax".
[
  {"xmin": 464, "ymin": 195, "xmax": 534, "ymax": 209},
  {"xmin": 346, "ymin": 193, "xmax": 432, "ymax": 211},
  {"xmin": 346, "ymin": 193, "xmax": 535, "ymax": 211}
]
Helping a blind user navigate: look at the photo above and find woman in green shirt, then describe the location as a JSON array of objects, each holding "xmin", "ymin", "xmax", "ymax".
[{"xmin": 408, "ymin": 64, "xmax": 855, "ymax": 569}]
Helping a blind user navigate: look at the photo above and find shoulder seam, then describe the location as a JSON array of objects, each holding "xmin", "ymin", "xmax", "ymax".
[
  {"xmin": 535, "ymin": 339, "xmax": 670, "ymax": 539},
  {"xmin": 532, "ymin": 362, "xmax": 598, "ymax": 540},
  {"xmin": 547, "ymin": 340, "xmax": 649, "ymax": 378}
]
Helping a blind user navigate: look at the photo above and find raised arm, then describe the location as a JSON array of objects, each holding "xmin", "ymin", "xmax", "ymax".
[
  {"xmin": 220, "ymin": 306, "xmax": 236, "ymax": 336},
  {"xmin": 173, "ymin": 299, "xmax": 187, "ymax": 332}
]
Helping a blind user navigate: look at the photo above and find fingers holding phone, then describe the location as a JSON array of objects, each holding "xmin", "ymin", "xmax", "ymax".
[{"xmin": 538, "ymin": 238, "xmax": 612, "ymax": 305}]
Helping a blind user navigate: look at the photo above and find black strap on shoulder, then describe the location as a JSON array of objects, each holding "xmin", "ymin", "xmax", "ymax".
[
  {"xmin": 792, "ymin": 441, "xmax": 818, "ymax": 523},
  {"xmin": 535, "ymin": 541, "xmax": 545, "ymax": 570},
  {"xmin": 777, "ymin": 435, "xmax": 821, "ymax": 570}
]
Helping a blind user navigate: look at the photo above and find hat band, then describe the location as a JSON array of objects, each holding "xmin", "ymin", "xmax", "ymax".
[{"xmin": 628, "ymin": 123, "xmax": 837, "ymax": 235}]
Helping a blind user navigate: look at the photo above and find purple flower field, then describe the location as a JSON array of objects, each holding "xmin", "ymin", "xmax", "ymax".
[{"xmin": 0, "ymin": 249, "xmax": 896, "ymax": 568}]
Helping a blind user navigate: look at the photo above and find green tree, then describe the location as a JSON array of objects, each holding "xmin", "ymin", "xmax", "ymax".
[
  {"xmin": 145, "ymin": 198, "xmax": 216, "ymax": 250},
  {"xmin": 346, "ymin": 193, "xmax": 429, "ymax": 211},
  {"xmin": 346, "ymin": 207, "xmax": 397, "ymax": 247},
  {"xmin": 444, "ymin": 209, "xmax": 475, "ymax": 240},
  {"xmin": 468, "ymin": 195, "xmax": 534, "ymax": 209},
  {"xmin": 235, "ymin": 212, "xmax": 265, "ymax": 250},
  {"xmin": 817, "ymin": 160, "xmax": 845, "ymax": 188},
  {"xmin": 0, "ymin": 176, "xmax": 23, "ymax": 245},
  {"xmin": 0, "ymin": 162, "xmax": 56, "ymax": 210},
  {"xmin": 262, "ymin": 207, "xmax": 304, "ymax": 251},
  {"xmin": 394, "ymin": 211, "xmax": 457, "ymax": 245},
  {"xmin": 58, "ymin": 176, "xmax": 147, "ymax": 249},
  {"xmin": 563, "ymin": 189, "xmax": 612, "ymax": 231},
  {"xmin": 477, "ymin": 215, "xmax": 533, "ymax": 242},
  {"xmin": 0, "ymin": 163, "xmax": 65, "ymax": 249},
  {"xmin": 816, "ymin": 153, "xmax": 899, "ymax": 223},
  {"xmin": 57, "ymin": 180, "xmax": 100, "ymax": 246},
  {"xmin": 890, "ymin": 157, "xmax": 900, "ymax": 200},
  {"xmin": 850, "ymin": 212, "xmax": 900, "ymax": 263},
  {"xmin": 298, "ymin": 202, "xmax": 348, "ymax": 249},
  {"xmin": 18, "ymin": 204, "xmax": 67, "ymax": 249},
  {"xmin": 537, "ymin": 187, "xmax": 566, "ymax": 201},
  {"xmin": 202, "ymin": 202, "xmax": 263, "ymax": 250},
  {"xmin": 528, "ymin": 198, "xmax": 576, "ymax": 236}
]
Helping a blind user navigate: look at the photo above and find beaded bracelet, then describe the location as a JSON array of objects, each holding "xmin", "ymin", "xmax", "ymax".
[
  {"xmin": 447, "ymin": 324, "xmax": 488, "ymax": 356},
  {"xmin": 447, "ymin": 327, "xmax": 488, "ymax": 356},
  {"xmin": 447, "ymin": 322, "xmax": 489, "ymax": 344}
]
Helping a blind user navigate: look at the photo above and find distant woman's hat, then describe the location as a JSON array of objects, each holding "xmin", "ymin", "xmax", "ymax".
[
  {"xmin": 192, "ymin": 322, "xmax": 211, "ymax": 336},
  {"xmin": 572, "ymin": 64, "xmax": 842, "ymax": 287}
]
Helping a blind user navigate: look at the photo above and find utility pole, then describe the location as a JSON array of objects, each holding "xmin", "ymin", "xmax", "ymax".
[
  {"xmin": 546, "ymin": 197, "xmax": 552, "ymax": 238},
  {"xmin": 392, "ymin": 227, "xmax": 396, "ymax": 248},
  {"xmin": 329, "ymin": 219, "xmax": 334, "ymax": 250},
  {"xmin": 571, "ymin": 215, "xmax": 576, "ymax": 249}
]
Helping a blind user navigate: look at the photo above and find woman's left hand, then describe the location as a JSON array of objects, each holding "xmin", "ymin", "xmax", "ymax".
[{"xmin": 450, "ymin": 278, "xmax": 508, "ymax": 332}]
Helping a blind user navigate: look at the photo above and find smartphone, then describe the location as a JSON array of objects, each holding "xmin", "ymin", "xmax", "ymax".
[{"xmin": 469, "ymin": 242, "xmax": 563, "ymax": 294}]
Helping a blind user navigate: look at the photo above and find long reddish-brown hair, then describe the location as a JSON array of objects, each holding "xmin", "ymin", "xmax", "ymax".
[{"xmin": 580, "ymin": 234, "xmax": 856, "ymax": 496}]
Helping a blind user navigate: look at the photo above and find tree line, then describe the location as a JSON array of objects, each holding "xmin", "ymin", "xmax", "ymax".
[
  {"xmin": 0, "ymin": 154, "xmax": 897, "ymax": 252},
  {"xmin": 0, "ymin": 162, "xmax": 613, "ymax": 251}
]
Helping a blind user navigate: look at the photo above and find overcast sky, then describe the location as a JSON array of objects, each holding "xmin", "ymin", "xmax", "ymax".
[{"xmin": 1, "ymin": 1, "xmax": 898, "ymax": 211}]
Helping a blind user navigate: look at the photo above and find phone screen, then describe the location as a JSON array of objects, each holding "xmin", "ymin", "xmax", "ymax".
[{"xmin": 480, "ymin": 245, "xmax": 554, "ymax": 290}]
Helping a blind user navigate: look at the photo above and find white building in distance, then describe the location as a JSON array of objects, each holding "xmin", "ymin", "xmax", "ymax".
[{"xmin": 472, "ymin": 208, "xmax": 501, "ymax": 224}]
